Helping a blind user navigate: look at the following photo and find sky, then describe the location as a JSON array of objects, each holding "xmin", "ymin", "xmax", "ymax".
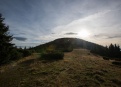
[{"xmin": 0, "ymin": 0, "xmax": 121, "ymax": 47}]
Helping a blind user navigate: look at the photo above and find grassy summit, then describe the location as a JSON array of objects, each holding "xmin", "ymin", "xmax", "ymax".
[{"xmin": 0, "ymin": 49, "xmax": 121, "ymax": 87}]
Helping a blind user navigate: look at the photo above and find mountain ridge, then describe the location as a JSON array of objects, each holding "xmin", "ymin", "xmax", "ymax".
[
  {"xmin": 32, "ymin": 38, "xmax": 104, "ymax": 51},
  {"xmin": 30, "ymin": 38, "xmax": 107, "ymax": 57}
]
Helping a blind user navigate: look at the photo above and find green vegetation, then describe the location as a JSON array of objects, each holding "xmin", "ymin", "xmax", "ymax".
[
  {"xmin": 0, "ymin": 14, "xmax": 32, "ymax": 65},
  {"xmin": 41, "ymin": 51, "xmax": 64, "ymax": 60},
  {"xmin": 29, "ymin": 38, "xmax": 74, "ymax": 53},
  {"xmin": 31, "ymin": 38, "xmax": 121, "ymax": 60},
  {"xmin": 91, "ymin": 43, "xmax": 121, "ymax": 60},
  {"xmin": 41, "ymin": 45, "xmax": 64, "ymax": 60},
  {"xmin": 17, "ymin": 48, "xmax": 32, "ymax": 57},
  {"xmin": 0, "ymin": 13, "xmax": 17, "ymax": 64}
]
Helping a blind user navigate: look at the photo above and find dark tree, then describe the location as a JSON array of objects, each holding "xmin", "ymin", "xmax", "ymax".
[
  {"xmin": 107, "ymin": 44, "xmax": 121, "ymax": 58},
  {"xmin": 109, "ymin": 43, "xmax": 115, "ymax": 57},
  {"xmin": 0, "ymin": 14, "xmax": 27, "ymax": 64},
  {"xmin": 114, "ymin": 44, "xmax": 120, "ymax": 57},
  {"xmin": 0, "ymin": 14, "xmax": 14, "ymax": 64}
]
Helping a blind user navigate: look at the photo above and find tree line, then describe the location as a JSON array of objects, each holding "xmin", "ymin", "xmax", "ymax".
[{"xmin": 91, "ymin": 43, "xmax": 121, "ymax": 59}]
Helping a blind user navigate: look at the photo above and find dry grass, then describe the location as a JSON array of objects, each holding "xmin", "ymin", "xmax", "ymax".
[{"xmin": 0, "ymin": 49, "xmax": 121, "ymax": 87}]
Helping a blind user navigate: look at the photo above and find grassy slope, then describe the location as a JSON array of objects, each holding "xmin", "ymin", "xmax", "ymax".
[{"xmin": 0, "ymin": 49, "xmax": 121, "ymax": 87}]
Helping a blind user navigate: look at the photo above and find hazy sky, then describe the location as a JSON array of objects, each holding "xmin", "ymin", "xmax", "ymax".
[{"xmin": 0, "ymin": 0, "xmax": 121, "ymax": 47}]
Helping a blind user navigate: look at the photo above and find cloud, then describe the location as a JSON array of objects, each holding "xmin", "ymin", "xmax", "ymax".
[
  {"xmin": 1, "ymin": 0, "xmax": 121, "ymax": 47},
  {"xmin": 14, "ymin": 37, "xmax": 27, "ymax": 41},
  {"xmin": 107, "ymin": 35, "xmax": 121, "ymax": 39},
  {"xmin": 64, "ymin": 32, "xmax": 78, "ymax": 35},
  {"xmin": 93, "ymin": 34, "xmax": 108, "ymax": 38},
  {"xmin": 52, "ymin": 10, "xmax": 111, "ymax": 33},
  {"xmin": 93, "ymin": 34, "xmax": 121, "ymax": 39}
]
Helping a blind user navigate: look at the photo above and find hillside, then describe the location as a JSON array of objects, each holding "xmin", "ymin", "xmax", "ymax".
[
  {"xmin": 0, "ymin": 49, "xmax": 121, "ymax": 87},
  {"xmin": 31, "ymin": 38, "xmax": 107, "ymax": 56},
  {"xmin": 31, "ymin": 38, "xmax": 121, "ymax": 59},
  {"xmin": 32, "ymin": 38, "xmax": 104, "ymax": 50}
]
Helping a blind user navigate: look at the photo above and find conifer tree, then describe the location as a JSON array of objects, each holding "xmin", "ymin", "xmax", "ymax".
[{"xmin": 0, "ymin": 14, "xmax": 14, "ymax": 64}]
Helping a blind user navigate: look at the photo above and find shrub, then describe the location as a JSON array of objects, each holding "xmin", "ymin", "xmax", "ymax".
[
  {"xmin": 0, "ymin": 48, "xmax": 23, "ymax": 64},
  {"xmin": 63, "ymin": 46, "xmax": 73, "ymax": 52},
  {"xmin": 41, "ymin": 50, "xmax": 64, "ymax": 60},
  {"xmin": 10, "ymin": 49, "xmax": 23, "ymax": 60},
  {"xmin": 22, "ymin": 50, "xmax": 32, "ymax": 57},
  {"xmin": 103, "ymin": 56, "xmax": 109, "ymax": 60},
  {"xmin": 17, "ymin": 49, "xmax": 32, "ymax": 57}
]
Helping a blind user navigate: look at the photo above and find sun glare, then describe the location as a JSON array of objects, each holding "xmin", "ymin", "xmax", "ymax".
[{"xmin": 78, "ymin": 30, "xmax": 90, "ymax": 38}]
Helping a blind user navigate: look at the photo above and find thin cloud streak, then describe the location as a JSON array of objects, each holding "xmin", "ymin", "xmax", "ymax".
[
  {"xmin": 14, "ymin": 37, "xmax": 27, "ymax": 41},
  {"xmin": 64, "ymin": 32, "xmax": 78, "ymax": 35},
  {"xmin": 93, "ymin": 33, "xmax": 121, "ymax": 39}
]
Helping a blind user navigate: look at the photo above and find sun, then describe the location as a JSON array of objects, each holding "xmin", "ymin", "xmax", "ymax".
[{"xmin": 77, "ymin": 30, "xmax": 90, "ymax": 38}]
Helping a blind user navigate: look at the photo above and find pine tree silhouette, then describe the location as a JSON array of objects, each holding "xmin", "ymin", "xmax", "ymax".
[{"xmin": 0, "ymin": 14, "xmax": 14, "ymax": 64}]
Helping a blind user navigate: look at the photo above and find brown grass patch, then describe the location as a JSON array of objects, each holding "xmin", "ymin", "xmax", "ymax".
[{"xmin": 0, "ymin": 49, "xmax": 121, "ymax": 87}]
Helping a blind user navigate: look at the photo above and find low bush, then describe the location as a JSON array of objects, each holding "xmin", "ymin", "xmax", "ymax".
[
  {"xmin": 63, "ymin": 47, "xmax": 73, "ymax": 52},
  {"xmin": 41, "ymin": 50, "xmax": 64, "ymax": 60},
  {"xmin": 22, "ymin": 50, "xmax": 32, "ymax": 57},
  {"xmin": 10, "ymin": 49, "xmax": 23, "ymax": 60},
  {"xmin": 103, "ymin": 56, "xmax": 109, "ymax": 60},
  {"xmin": 57, "ymin": 47, "xmax": 73, "ymax": 52},
  {"xmin": 17, "ymin": 49, "xmax": 32, "ymax": 57},
  {"xmin": 0, "ymin": 48, "xmax": 23, "ymax": 65}
]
